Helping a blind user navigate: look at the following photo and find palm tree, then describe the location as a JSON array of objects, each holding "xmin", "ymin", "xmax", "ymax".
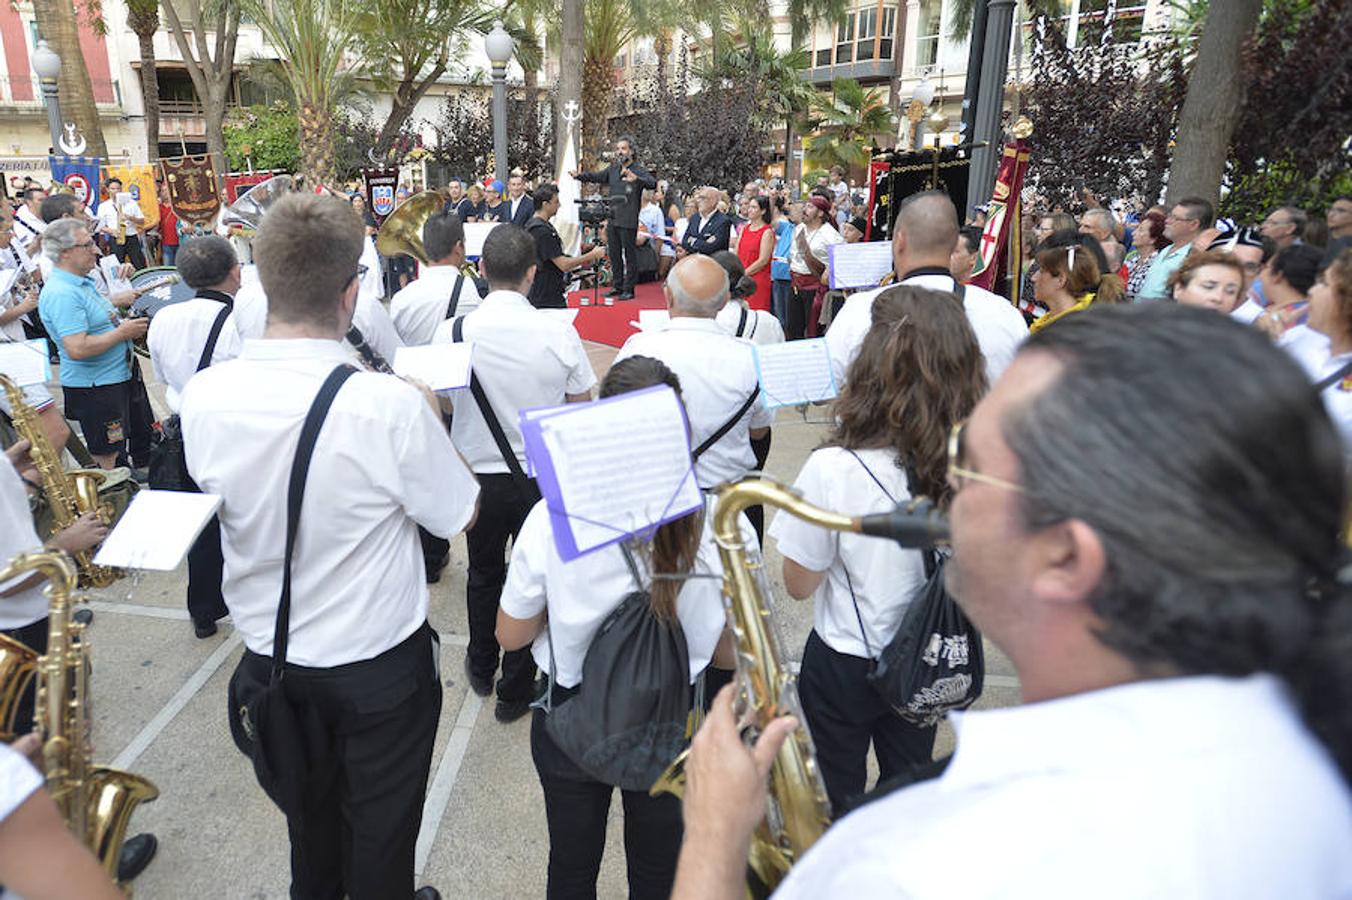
[
  {"xmin": 580, "ymin": 0, "xmax": 635, "ymax": 161},
  {"xmin": 802, "ymin": 77, "xmax": 894, "ymax": 172},
  {"xmin": 126, "ymin": 0, "xmax": 161, "ymax": 161},
  {"xmin": 31, "ymin": 0, "xmax": 109, "ymax": 158},
  {"xmin": 242, "ymin": 0, "xmax": 362, "ymax": 186}
]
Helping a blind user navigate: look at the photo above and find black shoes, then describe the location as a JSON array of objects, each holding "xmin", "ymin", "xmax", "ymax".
[
  {"xmin": 72, "ymin": 608, "xmax": 94, "ymax": 626},
  {"xmin": 117, "ymin": 832, "xmax": 157, "ymax": 882},
  {"xmin": 425, "ymin": 555, "xmax": 448, "ymax": 585},
  {"xmin": 605, "ymin": 288, "xmax": 622, "ymax": 298},
  {"xmin": 414, "ymin": 888, "xmax": 442, "ymax": 900},
  {"xmin": 616, "ymin": 291, "xmax": 635, "ymax": 301},
  {"xmin": 463, "ymin": 655, "xmax": 492, "ymax": 698},
  {"xmin": 494, "ymin": 697, "xmax": 532, "ymax": 724},
  {"xmin": 193, "ymin": 618, "xmax": 218, "ymax": 639}
]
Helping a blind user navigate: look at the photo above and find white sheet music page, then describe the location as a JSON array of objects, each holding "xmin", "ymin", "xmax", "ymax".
[
  {"xmin": 633, "ymin": 309, "xmax": 670, "ymax": 332},
  {"xmin": 392, "ymin": 343, "xmax": 474, "ymax": 392},
  {"xmin": 527, "ymin": 385, "xmax": 701, "ymax": 559},
  {"xmin": 463, "ymin": 223, "xmax": 499, "ymax": 257},
  {"xmin": 94, "ymin": 490, "xmax": 222, "ymax": 571},
  {"xmin": 829, "ymin": 241, "xmax": 892, "ymax": 289},
  {"xmin": 754, "ymin": 338, "xmax": 838, "ymax": 408},
  {"xmin": 539, "ymin": 308, "xmax": 580, "ymax": 326},
  {"xmin": 0, "ymin": 339, "xmax": 50, "ymax": 386}
]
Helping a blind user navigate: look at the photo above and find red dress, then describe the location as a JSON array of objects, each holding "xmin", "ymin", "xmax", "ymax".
[{"xmin": 737, "ymin": 223, "xmax": 773, "ymax": 312}]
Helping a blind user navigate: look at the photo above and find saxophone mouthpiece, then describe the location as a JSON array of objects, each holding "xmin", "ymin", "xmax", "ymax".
[{"xmin": 854, "ymin": 498, "xmax": 950, "ymax": 548}]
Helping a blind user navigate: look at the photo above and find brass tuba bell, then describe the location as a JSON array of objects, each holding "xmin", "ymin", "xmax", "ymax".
[
  {"xmin": 375, "ymin": 189, "xmax": 447, "ymax": 267},
  {"xmin": 220, "ymin": 174, "xmax": 296, "ymax": 237}
]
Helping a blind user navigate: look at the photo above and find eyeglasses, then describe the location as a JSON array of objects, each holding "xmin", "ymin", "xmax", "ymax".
[{"xmin": 947, "ymin": 420, "xmax": 1028, "ymax": 495}]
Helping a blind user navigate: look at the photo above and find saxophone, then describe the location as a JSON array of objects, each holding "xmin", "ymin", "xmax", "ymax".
[
  {"xmin": 0, "ymin": 374, "xmax": 123, "ymax": 587},
  {"xmin": 0, "ymin": 551, "xmax": 159, "ymax": 884},
  {"xmin": 651, "ymin": 477, "xmax": 949, "ymax": 897}
]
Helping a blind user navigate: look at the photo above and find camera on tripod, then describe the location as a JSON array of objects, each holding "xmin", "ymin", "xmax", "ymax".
[{"xmin": 575, "ymin": 196, "xmax": 612, "ymax": 225}]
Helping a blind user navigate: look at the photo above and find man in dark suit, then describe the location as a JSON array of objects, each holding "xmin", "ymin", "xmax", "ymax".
[
  {"xmin": 506, "ymin": 173, "xmax": 535, "ymax": 227},
  {"xmin": 680, "ymin": 187, "xmax": 733, "ymax": 256},
  {"xmin": 569, "ymin": 135, "xmax": 656, "ymax": 301}
]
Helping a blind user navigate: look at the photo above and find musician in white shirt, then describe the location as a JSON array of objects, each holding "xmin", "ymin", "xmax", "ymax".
[
  {"xmin": 181, "ymin": 193, "xmax": 479, "ymax": 900},
  {"xmin": 435, "ymin": 223, "xmax": 595, "ymax": 723},
  {"xmin": 13, "ymin": 187, "xmax": 47, "ymax": 253},
  {"xmin": 389, "ymin": 209, "xmax": 482, "ymax": 346},
  {"xmin": 826, "ymin": 191, "xmax": 1027, "ymax": 389},
  {"xmin": 673, "ymin": 304, "xmax": 1352, "ymax": 900},
  {"xmin": 95, "ymin": 178, "xmax": 146, "ymax": 269}
]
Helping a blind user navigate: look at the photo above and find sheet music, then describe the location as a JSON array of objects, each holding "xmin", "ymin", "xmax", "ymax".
[
  {"xmin": 754, "ymin": 338, "xmax": 838, "ymax": 408},
  {"xmin": 539, "ymin": 308, "xmax": 580, "ymax": 326},
  {"xmin": 0, "ymin": 339, "xmax": 51, "ymax": 386},
  {"xmin": 521, "ymin": 385, "xmax": 701, "ymax": 560},
  {"xmin": 463, "ymin": 223, "xmax": 499, "ymax": 257},
  {"xmin": 632, "ymin": 309, "xmax": 670, "ymax": 332},
  {"xmin": 829, "ymin": 241, "xmax": 892, "ymax": 289},
  {"xmin": 392, "ymin": 343, "xmax": 474, "ymax": 392},
  {"xmin": 99, "ymin": 255, "xmax": 133, "ymax": 296},
  {"xmin": 93, "ymin": 490, "xmax": 222, "ymax": 571},
  {"xmin": 0, "ymin": 267, "xmax": 22, "ymax": 299}
]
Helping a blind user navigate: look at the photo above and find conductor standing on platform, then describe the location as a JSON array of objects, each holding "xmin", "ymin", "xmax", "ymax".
[{"xmin": 570, "ymin": 136, "xmax": 655, "ymax": 302}]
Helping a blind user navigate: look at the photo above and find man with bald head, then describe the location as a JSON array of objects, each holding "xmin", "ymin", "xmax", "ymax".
[
  {"xmin": 614, "ymin": 254, "xmax": 772, "ymax": 496},
  {"xmin": 824, "ymin": 190, "xmax": 1028, "ymax": 387}
]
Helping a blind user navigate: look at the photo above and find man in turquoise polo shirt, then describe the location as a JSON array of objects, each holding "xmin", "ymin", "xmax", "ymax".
[
  {"xmin": 37, "ymin": 218, "xmax": 149, "ymax": 469},
  {"xmin": 1136, "ymin": 196, "xmax": 1213, "ymax": 302}
]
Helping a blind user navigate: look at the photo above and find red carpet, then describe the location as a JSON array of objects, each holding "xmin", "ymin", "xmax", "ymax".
[{"xmin": 567, "ymin": 281, "xmax": 667, "ymax": 347}]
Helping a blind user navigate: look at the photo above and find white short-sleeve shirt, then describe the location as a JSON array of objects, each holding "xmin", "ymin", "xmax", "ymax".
[
  {"xmin": 180, "ymin": 338, "xmax": 480, "ymax": 666},
  {"xmin": 790, "ymin": 223, "xmax": 843, "ymax": 276},
  {"xmin": 147, "ymin": 294, "xmax": 242, "ymax": 412},
  {"xmin": 0, "ymin": 742, "xmax": 43, "ymax": 824},
  {"xmin": 716, "ymin": 300, "xmax": 785, "ymax": 347},
  {"xmin": 774, "ymin": 675, "xmax": 1352, "ymax": 899},
  {"xmin": 826, "ymin": 272, "xmax": 1027, "ymax": 389},
  {"xmin": 614, "ymin": 317, "xmax": 775, "ymax": 489},
  {"xmin": 769, "ymin": 447, "xmax": 927, "ymax": 658},
  {"xmin": 1282, "ymin": 325, "xmax": 1352, "ymax": 459},
  {"xmin": 228, "ymin": 279, "xmax": 404, "ymax": 371},
  {"xmin": 433, "ymin": 289, "xmax": 597, "ymax": 474},
  {"xmin": 0, "ymin": 459, "xmax": 49, "ymax": 630},
  {"xmin": 13, "ymin": 206, "xmax": 45, "ymax": 252},
  {"xmin": 389, "ymin": 266, "xmax": 483, "ymax": 346},
  {"xmin": 500, "ymin": 496, "xmax": 741, "ymax": 688}
]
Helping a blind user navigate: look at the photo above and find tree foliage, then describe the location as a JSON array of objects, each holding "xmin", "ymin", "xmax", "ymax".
[
  {"xmin": 429, "ymin": 90, "xmax": 555, "ymax": 183},
  {"xmin": 1022, "ymin": 15, "xmax": 1187, "ymax": 209},
  {"xmin": 223, "ymin": 102, "xmax": 301, "ymax": 172},
  {"xmin": 801, "ymin": 78, "xmax": 895, "ymax": 172},
  {"xmin": 1222, "ymin": 0, "xmax": 1351, "ymax": 220}
]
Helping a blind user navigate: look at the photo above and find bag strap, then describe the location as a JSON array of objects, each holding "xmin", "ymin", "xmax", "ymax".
[
  {"xmin": 1315, "ymin": 358, "xmax": 1352, "ymax": 392},
  {"xmin": 195, "ymin": 303, "xmax": 233, "ymax": 373},
  {"xmin": 735, "ymin": 304, "xmax": 749, "ymax": 338},
  {"xmin": 271, "ymin": 364, "xmax": 357, "ymax": 681},
  {"xmin": 845, "ymin": 448, "xmax": 896, "ymax": 504},
  {"xmin": 842, "ymin": 568, "xmax": 874, "ymax": 660},
  {"xmin": 445, "ymin": 273, "xmax": 466, "ymax": 320},
  {"xmin": 451, "ymin": 315, "xmax": 531, "ymax": 490},
  {"xmin": 692, "ymin": 386, "xmax": 761, "ymax": 461}
]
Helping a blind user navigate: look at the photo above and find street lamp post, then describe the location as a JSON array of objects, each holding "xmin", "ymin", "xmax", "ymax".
[
  {"xmin": 485, "ymin": 20, "xmax": 514, "ymax": 186},
  {"xmin": 31, "ymin": 39, "xmax": 64, "ymax": 153}
]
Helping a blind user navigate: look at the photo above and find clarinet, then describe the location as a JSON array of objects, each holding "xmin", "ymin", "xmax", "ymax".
[{"xmin": 345, "ymin": 324, "xmax": 395, "ymax": 374}]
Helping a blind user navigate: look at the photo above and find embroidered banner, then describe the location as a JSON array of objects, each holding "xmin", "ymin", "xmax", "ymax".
[
  {"xmin": 223, "ymin": 171, "xmax": 276, "ymax": 204},
  {"xmin": 103, "ymin": 163, "xmax": 160, "ymax": 229},
  {"xmin": 362, "ymin": 168, "xmax": 399, "ymax": 224},
  {"xmin": 48, "ymin": 155, "xmax": 102, "ymax": 211},
  {"xmin": 161, "ymin": 155, "xmax": 222, "ymax": 226},
  {"xmin": 969, "ymin": 139, "xmax": 1031, "ymax": 306}
]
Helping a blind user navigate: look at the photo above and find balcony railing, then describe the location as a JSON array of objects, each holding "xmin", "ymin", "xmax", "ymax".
[{"xmin": 0, "ymin": 75, "xmax": 121, "ymax": 108}]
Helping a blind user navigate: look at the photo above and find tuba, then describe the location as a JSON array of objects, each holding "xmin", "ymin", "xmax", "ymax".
[
  {"xmin": 0, "ymin": 551, "xmax": 158, "ymax": 886},
  {"xmin": 651, "ymin": 477, "xmax": 948, "ymax": 896},
  {"xmin": 219, "ymin": 174, "xmax": 295, "ymax": 237},
  {"xmin": 0, "ymin": 374, "xmax": 126, "ymax": 587},
  {"xmin": 375, "ymin": 189, "xmax": 446, "ymax": 267}
]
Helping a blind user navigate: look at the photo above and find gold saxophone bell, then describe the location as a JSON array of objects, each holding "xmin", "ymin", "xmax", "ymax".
[
  {"xmin": 0, "ymin": 634, "xmax": 38, "ymax": 741},
  {"xmin": 650, "ymin": 477, "xmax": 949, "ymax": 897},
  {"xmin": 376, "ymin": 189, "xmax": 447, "ymax": 267}
]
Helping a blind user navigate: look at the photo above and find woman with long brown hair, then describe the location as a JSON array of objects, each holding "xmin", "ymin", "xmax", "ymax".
[
  {"xmin": 496, "ymin": 355, "xmax": 736, "ymax": 900},
  {"xmin": 769, "ymin": 285, "xmax": 987, "ymax": 816},
  {"xmin": 1029, "ymin": 236, "xmax": 1123, "ymax": 333}
]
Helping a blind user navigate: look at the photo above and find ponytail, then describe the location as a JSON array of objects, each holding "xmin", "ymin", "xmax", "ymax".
[
  {"xmin": 1095, "ymin": 271, "xmax": 1124, "ymax": 305},
  {"xmin": 645, "ymin": 508, "xmax": 705, "ymax": 622}
]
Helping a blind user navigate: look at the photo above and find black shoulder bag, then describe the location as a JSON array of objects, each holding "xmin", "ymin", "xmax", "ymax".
[
  {"xmin": 692, "ymin": 386, "xmax": 762, "ymax": 461},
  {"xmin": 842, "ymin": 450, "xmax": 984, "ymax": 727},
  {"xmin": 149, "ymin": 303, "xmax": 235, "ymax": 491},
  {"xmin": 538, "ymin": 543, "xmax": 692, "ymax": 791},
  {"xmin": 230, "ymin": 364, "xmax": 356, "ymax": 818},
  {"xmin": 1315, "ymin": 359, "xmax": 1352, "ymax": 392},
  {"xmin": 451, "ymin": 315, "xmax": 535, "ymax": 494}
]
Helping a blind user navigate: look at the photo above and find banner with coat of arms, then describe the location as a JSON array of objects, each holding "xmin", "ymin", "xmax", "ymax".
[
  {"xmin": 48, "ymin": 155, "xmax": 102, "ymax": 211},
  {"xmin": 969, "ymin": 139, "xmax": 1032, "ymax": 307},
  {"xmin": 363, "ymin": 168, "xmax": 399, "ymax": 225},
  {"xmin": 103, "ymin": 163, "xmax": 160, "ymax": 229},
  {"xmin": 161, "ymin": 155, "xmax": 222, "ymax": 226},
  {"xmin": 224, "ymin": 171, "xmax": 276, "ymax": 204}
]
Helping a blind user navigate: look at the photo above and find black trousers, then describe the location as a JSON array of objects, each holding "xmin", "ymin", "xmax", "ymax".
[
  {"xmin": 228, "ymin": 623, "xmax": 442, "ymax": 900},
  {"xmin": 465, "ymin": 473, "xmax": 540, "ymax": 703},
  {"xmin": 0, "ymin": 616, "xmax": 46, "ymax": 738},
  {"xmin": 531, "ymin": 706, "xmax": 683, "ymax": 900},
  {"xmin": 605, "ymin": 223, "xmax": 639, "ymax": 293},
  {"xmin": 797, "ymin": 629, "xmax": 936, "ymax": 817},
  {"xmin": 113, "ymin": 237, "xmax": 147, "ymax": 270},
  {"xmin": 787, "ymin": 283, "xmax": 815, "ymax": 341},
  {"xmin": 186, "ymin": 514, "xmax": 227, "ymax": 626}
]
